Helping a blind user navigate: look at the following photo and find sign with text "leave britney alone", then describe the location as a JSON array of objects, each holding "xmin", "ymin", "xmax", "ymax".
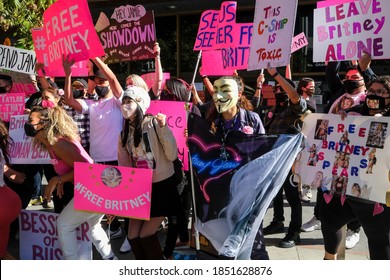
[
  {"xmin": 313, "ymin": 0, "xmax": 390, "ymax": 62},
  {"xmin": 32, "ymin": 0, "xmax": 104, "ymax": 76}
]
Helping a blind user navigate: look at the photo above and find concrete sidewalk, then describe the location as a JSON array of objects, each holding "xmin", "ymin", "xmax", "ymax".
[{"xmin": 7, "ymin": 189, "xmax": 369, "ymax": 260}]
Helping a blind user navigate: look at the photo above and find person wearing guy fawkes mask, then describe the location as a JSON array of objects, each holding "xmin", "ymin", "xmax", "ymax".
[{"xmin": 262, "ymin": 64, "xmax": 307, "ymax": 249}]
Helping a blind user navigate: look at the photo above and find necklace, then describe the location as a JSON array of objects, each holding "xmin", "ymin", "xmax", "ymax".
[{"xmin": 219, "ymin": 112, "xmax": 239, "ymax": 161}]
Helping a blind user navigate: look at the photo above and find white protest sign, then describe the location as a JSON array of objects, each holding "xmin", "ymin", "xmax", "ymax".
[
  {"xmin": 8, "ymin": 115, "xmax": 51, "ymax": 164},
  {"xmin": 248, "ymin": 0, "xmax": 298, "ymax": 70},
  {"xmin": 313, "ymin": 0, "xmax": 390, "ymax": 62},
  {"xmin": 298, "ymin": 113, "xmax": 390, "ymax": 204},
  {"xmin": 19, "ymin": 210, "xmax": 92, "ymax": 260},
  {"xmin": 0, "ymin": 45, "xmax": 36, "ymax": 75}
]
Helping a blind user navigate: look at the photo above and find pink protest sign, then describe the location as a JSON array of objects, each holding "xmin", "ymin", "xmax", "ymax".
[
  {"xmin": 291, "ymin": 32, "xmax": 309, "ymax": 53},
  {"xmin": 32, "ymin": 28, "xmax": 89, "ymax": 77},
  {"xmin": 10, "ymin": 83, "xmax": 37, "ymax": 95},
  {"xmin": 201, "ymin": 50, "xmax": 235, "ymax": 76},
  {"xmin": 0, "ymin": 93, "xmax": 25, "ymax": 122},
  {"xmin": 33, "ymin": 0, "xmax": 104, "ymax": 75},
  {"xmin": 194, "ymin": 2, "xmax": 253, "ymax": 70},
  {"xmin": 141, "ymin": 72, "xmax": 170, "ymax": 90},
  {"xmin": 146, "ymin": 101, "xmax": 189, "ymax": 170},
  {"xmin": 317, "ymin": 0, "xmax": 356, "ymax": 8},
  {"xmin": 74, "ymin": 162, "xmax": 153, "ymax": 220}
]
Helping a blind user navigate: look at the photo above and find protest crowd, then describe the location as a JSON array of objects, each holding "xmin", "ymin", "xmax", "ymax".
[{"xmin": 1, "ymin": 0, "xmax": 390, "ymax": 261}]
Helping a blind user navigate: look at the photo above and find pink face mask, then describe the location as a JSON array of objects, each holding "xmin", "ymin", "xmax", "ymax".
[{"xmin": 41, "ymin": 100, "xmax": 56, "ymax": 109}]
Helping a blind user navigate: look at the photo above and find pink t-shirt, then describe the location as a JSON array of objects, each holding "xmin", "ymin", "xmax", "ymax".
[{"xmin": 49, "ymin": 138, "xmax": 93, "ymax": 176}]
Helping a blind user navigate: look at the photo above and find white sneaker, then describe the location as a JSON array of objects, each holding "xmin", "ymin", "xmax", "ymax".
[
  {"xmin": 300, "ymin": 185, "xmax": 312, "ymax": 202},
  {"xmin": 301, "ymin": 216, "xmax": 321, "ymax": 232},
  {"xmin": 346, "ymin": 230, "xmax": 360, "ymax": 249},
  {"xmin": 106, "ymin": 227, "xmax": 123, "ymax": 239},
  {"xmin": 119, "ymin": 238, "xmax": 132, "ymax": 253}
]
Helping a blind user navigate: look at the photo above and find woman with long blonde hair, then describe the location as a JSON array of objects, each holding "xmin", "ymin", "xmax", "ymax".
[{"xmin": 25, "ymin": 106, "xmax": 117, "ymax": 260}]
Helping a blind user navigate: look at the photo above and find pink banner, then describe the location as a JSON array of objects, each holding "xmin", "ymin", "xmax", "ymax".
[
  {"xmin": 201, "ymin": 50, "xmax": 235, "ymax": 76},
  {"xmin": 10, "ymin": 83, "xmax": 37, "ymax": 95},
  {"xmin": 32, "ymin": 0, "xmax": 104, "ymax": 76},
  {"xmin": 291, "ymin": 32, "xmax": 309, "ymax": 53},
  {"xmin": 317, "ymin": 0, "xmax": 356, "ymax": 8},
  {"xmin": 146, "ymin": 101, "xmax": 189, "ymax": 170},
  {"xmin": 0, "ymin": 93, "xmax": 25, "ymax": 122},
  {"xmin": 141, "ymin": 72, "xmax": 170, "ymax": 90},
  {"xmin": 74, "ymin": 162, "xmax": 153, "ymax": 220}
]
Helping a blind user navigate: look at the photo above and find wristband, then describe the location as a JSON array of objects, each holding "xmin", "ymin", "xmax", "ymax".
[
  {"xmin": 256, "ymin": 87, "xmax": 262, "ymax": 90},
  {"xmin": 272, "ymin": 72, "xmax": 280, "ymax": 78},
  {"xmin": 201, "ymin": 75, "xmax": 208, "ymax": 79}
]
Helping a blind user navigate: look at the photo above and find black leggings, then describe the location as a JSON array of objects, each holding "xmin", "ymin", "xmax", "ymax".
[{"xmin": 320, "ymin": 195, "xmax": 390, "ymax": 260}]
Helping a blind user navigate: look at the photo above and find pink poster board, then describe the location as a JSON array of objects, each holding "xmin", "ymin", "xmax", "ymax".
[
  {"xmin": 0, "ymin": 93, "xmax": 25, "ymax": 122},
  {"xmin": 291, "ymin": 32, "xmax": 309, "ymax": 53},
  {"xmin": 317, "ymin": 0, "xmax": 356, "ymax": 8},
  {"xmin": 201, "ymin": 50, "xmax": 235, "ymax": 76},
  {"xmin": 146, "ymin": 101, "xmax": 189, "ymax": 170},
  {"xmin": 32, "ymin": 0, "xmax": 104, "ymax": 76},
  {"xmin": 141, "ymin": 72, "xmax": 170, "ymax": 90},
  {"xmin": 74, "ymin": 162, "xmax": 153, "ymax": 220}
]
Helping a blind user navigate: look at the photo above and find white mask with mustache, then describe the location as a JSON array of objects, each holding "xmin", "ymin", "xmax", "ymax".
[{"xmin": 213, "ymin": 78, "xmax": 239, "ymax": 113}]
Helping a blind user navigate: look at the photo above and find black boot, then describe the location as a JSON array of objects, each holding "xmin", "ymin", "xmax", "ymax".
[
  {"xmin": 139, "ymin": 234, "xmax": 164, "ymax": 260},
  {"xmin": 128, "ymin": 237, "xmax": 146, "ymax": 260}
]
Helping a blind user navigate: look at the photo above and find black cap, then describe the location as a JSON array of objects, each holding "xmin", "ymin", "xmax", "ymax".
[
  {"xmin": 88, "ymin": 70, "xmax": 107, "ymax": 81},
  {"xmin": 72, "ymin": 78, "xmax": 88, "ymax": 88}
]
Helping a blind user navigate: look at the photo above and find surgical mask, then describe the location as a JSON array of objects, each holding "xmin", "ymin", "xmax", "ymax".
[
  {"xmin": 343, "ymin": 79, "xmax": 363, "ymax": 94},
  {"xmin": 121, "ymin": 103, "xmax": 136, "ymax": 119},
  {"xmin": 275, "ymin": 92, "xmax": 289, "ymax": 104},
  {"xmin": 95, "ymin": 86, "xmax": 110, "ymax": 98},
  {"xmin": 72, "ymin": 89, "xmax": 84, "ymax": 99},
  {"xmin": 0, "ymin": 86, "xmax": 7, "ymax": 94},
  {"xmin": 24, "ymin": 123, "xmax": 41, "ymax": 137},
  {"xmin": 365, "ymin": 95, "xmax": 386, "ymax": 110},
  {"xmin": 41, "ymin": 100, "xmax": 56, "ymax": 109}
]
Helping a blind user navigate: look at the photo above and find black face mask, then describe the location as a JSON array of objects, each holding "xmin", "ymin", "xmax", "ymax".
[
  {"xmin": 365, "ymin": 95, "xmax": 387, "ymax": 110},
  {"xmin": 24, "ymin": 123, "xmax": 41, "ymax": 137},
  {"xmin": 275, "ymin": 92, "xmax": 289, "ymax": 104},
  {"xmin": 343, "ymin": 79, "xmax": 363, "ymax": 94},
  {"xmin": 72, "ymin": 89, "xmax": 84, "ymax": 99},
  {"xmin": 95, "ymin": 86, "xmax": 110, "ymax": 98},
  {"xmin": 0, "ymin": 86, "xmax": 7, "ymax": 94}
]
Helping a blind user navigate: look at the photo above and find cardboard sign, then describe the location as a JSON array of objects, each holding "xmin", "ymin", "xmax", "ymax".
[
  {"xmin": 291, "ymin": 32, "xmax": 309, "ymax": 53},
  {"xmin": 313, "ymin": 0, "xmax": 390, "ymax": 62},
  {"xmin": 19, "ymin": 210, "xmax": 92, "ymax": 260},
  {"xmin": 96, "ymin": 5, "xmax": 156, "ymax": 64},
  {"xmin": 248, "ymin": 0, "xmax": 298, "ymax": 70},
  {"xmin": 0, "ymin": 93, "xmax": 25, "ymax": 122},
  {"xmin": 297, "ymin": 113, "xmax": 390, "ymax": 204},
  {"xmin": 32, "ymin": 0, "xmax": 104, "ymax": 75},
  {"xmin": 0, "ymin": 45, "xmax": 36, "ymax": 75},
  {"xmin": 8, "ymin": 115, "xmax": 51, "ymax": 164},
  {"xmin": 146, "ymin": 100, "xmax": 189, "ymax": 170},
  {"xmin": 201, "ymin": 50, "xmax": 236, "ymax": 76},
  {"xmin": 74, "ymin": 162, "xmax": 153, "ymax": 220}
]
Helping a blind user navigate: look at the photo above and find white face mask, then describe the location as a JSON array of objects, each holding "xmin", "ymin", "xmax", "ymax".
[
  {"xmin": 212, "ymin": 78, "xmax": 239, "ymax": 113},
  {"xmin": 121, "ymin": 102, "xmax": 137, "ymax": 119}
]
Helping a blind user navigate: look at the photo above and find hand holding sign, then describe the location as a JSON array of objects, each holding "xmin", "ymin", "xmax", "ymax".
[{"xmin": 156, "ymin": 113, "xmax": 167, "ymax": 128}]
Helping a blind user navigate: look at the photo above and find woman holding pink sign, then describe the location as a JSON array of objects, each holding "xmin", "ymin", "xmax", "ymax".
[
  {"xmin": 24, "ymin": 106, "xmax": 117, "ymax": 260},
  {"xmin": 118, "ymin": 86, "xmax": 180, "ymax": 260}
]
